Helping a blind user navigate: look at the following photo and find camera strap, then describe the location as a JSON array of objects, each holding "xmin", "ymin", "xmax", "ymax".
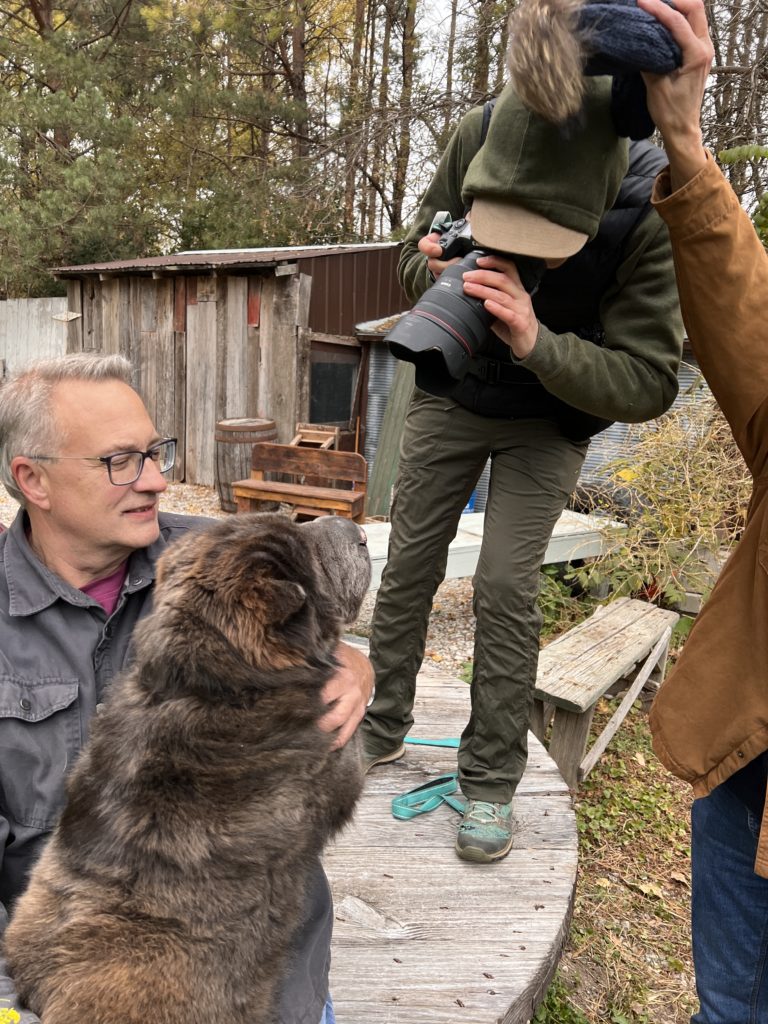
[{"xmin": 469, "ymin": 355, "xmax": 530, "ymax": 387}]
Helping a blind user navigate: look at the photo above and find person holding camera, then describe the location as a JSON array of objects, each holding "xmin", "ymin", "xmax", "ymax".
[{"xmin": 362, "ymin": 78, "xmax": 683, "ymax": 862}]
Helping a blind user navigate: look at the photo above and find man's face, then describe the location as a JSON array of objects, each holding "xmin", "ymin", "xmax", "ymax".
[{"xmin": 39, "ymin": 379, "xmax": 169, "ymax": 562}]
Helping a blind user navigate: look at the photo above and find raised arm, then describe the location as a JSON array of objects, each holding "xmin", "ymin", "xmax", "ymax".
[
  {"xmin": 397, "ymin": 107, "xmax": 484, "ymax": 303},
  {"xmin": 640, "ymin": 0, "xmax": 768, "ymax": 476}
]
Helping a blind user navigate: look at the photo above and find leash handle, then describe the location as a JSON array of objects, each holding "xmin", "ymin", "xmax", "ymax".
[{"xmin": 391, "ymin": 773, "xmax": 465, "ymax": 820}]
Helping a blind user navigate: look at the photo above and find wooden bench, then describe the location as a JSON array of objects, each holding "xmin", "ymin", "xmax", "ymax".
[
  {"xmin": 531, "ymin": 597, "xmax": 679, "ymax": 790},
  {"xmin": 231, "ymin": 442, "xmax": 367, "ymax": 523}
]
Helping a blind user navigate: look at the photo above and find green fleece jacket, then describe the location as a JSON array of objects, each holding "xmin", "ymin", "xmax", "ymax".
[{"xmin": 398, "ymin": 105, "xmax": 684, "ymax": 424}]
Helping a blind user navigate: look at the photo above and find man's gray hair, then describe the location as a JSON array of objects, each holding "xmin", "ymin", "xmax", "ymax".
[{"xmin": 0, "ymin": 353, "xmax": 135, "ymax": 505}]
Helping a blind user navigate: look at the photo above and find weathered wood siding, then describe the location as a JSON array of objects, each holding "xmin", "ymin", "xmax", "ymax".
[
  {"xmin": 66, "ymin": 270, "xmax": 311, "ymax": 486},
  {"xmin": 57, "ymin": 245, "xmax": 405, "ymax": 485},
  {"xmin": 0, "ymin": 297, "xmax": 69, "ymax": 374},
  {"xmin": 67, "ymin": 278, "xmax": 186, "ymax": 479}
]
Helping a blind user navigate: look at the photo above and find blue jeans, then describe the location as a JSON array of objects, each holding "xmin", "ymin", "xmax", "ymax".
[
  {"xmin": 319, "ymin": 995, "xmax": 336, "ymax": 1024},
  {"xmin": 691, "ymin": 783, "xmax": 768, "ymax": 1023}
]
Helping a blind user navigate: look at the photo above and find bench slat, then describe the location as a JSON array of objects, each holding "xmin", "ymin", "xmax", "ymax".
[
  {"xmin": 251, "ymin": 441, "xmax": 367, "ymax": 483},
  {"xmin": 232, "ymin": 479, "xmax": 365, "ymax": 515},
  {"xmin": 534, "ymin": 597, "xmax": 678, "ymax": 714},
  {"xmin": 232, "ymin": 479, "xmax": 365, "ymax": 503}
]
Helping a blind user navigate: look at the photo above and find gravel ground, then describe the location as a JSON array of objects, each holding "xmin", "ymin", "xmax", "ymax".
[{"xmin": 0, "ymin": 483, "xmax": 478, "ymax": 678}]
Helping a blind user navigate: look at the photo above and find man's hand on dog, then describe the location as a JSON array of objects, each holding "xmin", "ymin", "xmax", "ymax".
[{"xmin": 320, "ymin": 642, "xmax": 375, "ymax": 749}]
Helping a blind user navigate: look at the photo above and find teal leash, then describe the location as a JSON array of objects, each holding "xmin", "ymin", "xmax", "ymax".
[
  {"xmin": 391, "ymin": 774, "xmax": 466, "ymax": 819},
  {"xmin": 404, "ymin": 737, "xmax": 460, "ymax": 748},
  {"xmin": 391, "ymin": 738, "xmax": 465, "ymax": 819}
]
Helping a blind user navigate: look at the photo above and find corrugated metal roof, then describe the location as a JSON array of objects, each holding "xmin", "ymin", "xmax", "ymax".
[{"xmin": 53, "ymin": 242, "xmax": 400, "ymax": 278}]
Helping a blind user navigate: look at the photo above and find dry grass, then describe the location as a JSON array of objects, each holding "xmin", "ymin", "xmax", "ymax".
[
  {"xmin": 548, "ymin": 690, "xmax": 697, "ymax": 1023},
  {"xmin": 572, "ymin": 397, "xmax": 751, "ymax": 607}
]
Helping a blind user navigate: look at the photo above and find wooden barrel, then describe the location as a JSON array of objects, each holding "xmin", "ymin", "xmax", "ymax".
[{"xmin": 214, "ymin": 418, "xmax": 278, "ymax": 512}]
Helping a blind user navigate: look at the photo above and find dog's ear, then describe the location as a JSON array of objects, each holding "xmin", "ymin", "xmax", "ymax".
[{"xmin": 258, "ymin": 578, "xmax": 308, "ymax": 625}]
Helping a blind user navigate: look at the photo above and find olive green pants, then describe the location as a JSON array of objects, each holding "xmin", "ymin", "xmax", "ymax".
[{"xmin": 362, "ymin": 389, "xmax": 588, "ymax": 803}]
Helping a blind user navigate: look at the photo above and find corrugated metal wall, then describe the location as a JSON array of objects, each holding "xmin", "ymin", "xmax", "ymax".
[{"xmin": 580, "ymin": 357, "xmax": 709, "ymax": 483}]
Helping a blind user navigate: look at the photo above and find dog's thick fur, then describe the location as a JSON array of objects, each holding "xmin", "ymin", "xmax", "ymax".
[
  {"xmin": 5, "ymin": 513, "xmax": 371, "ymax": 1024},
  {"xmin": 507, "ymin": 0, "xmax": 590, "ymax": 124}
]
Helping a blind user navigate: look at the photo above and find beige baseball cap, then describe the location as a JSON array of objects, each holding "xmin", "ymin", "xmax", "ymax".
[{"xmin": 462, "ymin": 78, "xmax": 628, "ymax": 259}]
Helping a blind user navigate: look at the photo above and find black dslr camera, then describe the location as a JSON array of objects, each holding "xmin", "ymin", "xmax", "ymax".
[{"xmin": 385, "ymin": 212, "xmax": 547, "ymax": 397}]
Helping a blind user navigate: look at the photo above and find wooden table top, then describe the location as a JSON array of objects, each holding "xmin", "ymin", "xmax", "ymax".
[{"xmin": 324, "ymin": 662, "xmax": 578, "ymax": 1024}]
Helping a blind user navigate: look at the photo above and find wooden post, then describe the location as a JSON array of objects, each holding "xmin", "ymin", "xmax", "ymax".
[{"xmin": 366, "ymin": 359, "xmax": 414, "ymax": 517}]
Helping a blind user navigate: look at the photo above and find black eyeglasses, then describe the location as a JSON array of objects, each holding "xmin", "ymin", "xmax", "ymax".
[{"xmin": 28, "ymin": 438, "xmax": 177, "ymax": 486}]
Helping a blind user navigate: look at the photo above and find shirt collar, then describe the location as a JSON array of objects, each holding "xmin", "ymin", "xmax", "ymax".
[{"xmin": 3, "ymin": 509, "xmax": 158, "ymax": 617}]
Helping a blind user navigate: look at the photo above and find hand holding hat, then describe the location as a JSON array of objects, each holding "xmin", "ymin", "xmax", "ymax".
[{"xmin": 507, "ymin": 0, "xmax": 683, "ymax": 138}]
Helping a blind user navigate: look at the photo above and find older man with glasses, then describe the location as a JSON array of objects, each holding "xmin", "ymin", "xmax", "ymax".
[{"xmin": 0, "ymin": 352, "xmax": 371, "ymax": 1024}]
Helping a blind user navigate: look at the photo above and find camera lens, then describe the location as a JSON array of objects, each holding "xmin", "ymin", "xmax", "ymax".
[{"xmin": 386, "ymin": 252, "xmax": 494, "ymax": 396}]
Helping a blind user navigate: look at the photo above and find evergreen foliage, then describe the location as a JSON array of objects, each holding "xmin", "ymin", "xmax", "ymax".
[{"xmin": 1, "ymin": 0, "xmax": 767, "ymax": 296}]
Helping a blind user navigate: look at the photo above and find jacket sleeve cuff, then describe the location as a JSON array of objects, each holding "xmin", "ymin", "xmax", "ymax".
[{"xmin": 515, "ymin": 323, "xmax": 564, "ymax": 381}]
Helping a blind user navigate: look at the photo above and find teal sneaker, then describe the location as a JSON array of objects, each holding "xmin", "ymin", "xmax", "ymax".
[
  {"xmin": 362, "ymin": 741, "xmax": 406, "ymax": 775},
  {"xmin": 455, "ymin": 800, "xmax": 514, "ymax": 862}
]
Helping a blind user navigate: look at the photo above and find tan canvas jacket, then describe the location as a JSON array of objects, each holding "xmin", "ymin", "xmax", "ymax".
[{"xmin": 650, "ymin": 154, "xmax": 768, "ymax": 877}]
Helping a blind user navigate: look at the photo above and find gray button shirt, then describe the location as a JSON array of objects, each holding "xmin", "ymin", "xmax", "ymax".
[{"xmin": 0, "ymin": 509, "xmax": 332, "ymax": 1024}]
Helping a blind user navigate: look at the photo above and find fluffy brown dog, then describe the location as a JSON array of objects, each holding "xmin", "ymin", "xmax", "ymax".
[{"xmin": 5, "ymin": 513, "xmax": 371, "ymax": 1024}]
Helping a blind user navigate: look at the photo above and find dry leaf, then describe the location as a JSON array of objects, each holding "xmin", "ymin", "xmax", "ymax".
[{"xmin": 637, "ymin": 881, "xmax": 663, "ymax": 899}]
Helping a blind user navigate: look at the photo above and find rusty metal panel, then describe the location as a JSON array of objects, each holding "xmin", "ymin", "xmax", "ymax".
[{"xmin": 304, "ymin": 247, "xmax": 406, "ymax": 336}]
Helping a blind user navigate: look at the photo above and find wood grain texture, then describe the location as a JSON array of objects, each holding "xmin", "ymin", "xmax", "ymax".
[
  {"xmin": 325, "ymin": 669, "xmax": 577, "ymax": 1024},
  {"xmin": 534, "ymin": 598, "xmax": 679, "ymax": 713},
  {"xmin": 185, "ymin": 300, "xmax": 218, "ymax": 485},
  {"xmin": 366, "ymin": 359, "xmax": 415, "ymax": 518},
  {"xmin": 258, "ymin": 274, "xmax": 302, "ymax": 443}
]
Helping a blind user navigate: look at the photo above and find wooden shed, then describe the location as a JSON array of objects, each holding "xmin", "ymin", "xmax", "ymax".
[{"xmin": 54, "ymin": 244, "xmax": 405, "ymax": 486}]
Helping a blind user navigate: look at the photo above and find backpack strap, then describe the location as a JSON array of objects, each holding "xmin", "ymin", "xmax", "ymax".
[
  {"xmin": 461, "ymin": 97, "xmax": 498, "ymax": 218},
  {"xmin": 480, "ymin": 97, "xmax": 497, "ymax": 147}
]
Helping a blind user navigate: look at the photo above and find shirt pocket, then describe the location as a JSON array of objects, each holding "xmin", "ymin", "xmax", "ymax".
[{"xmin": 0, "ymin": 677, "xmax": 81, "ymax": 830}]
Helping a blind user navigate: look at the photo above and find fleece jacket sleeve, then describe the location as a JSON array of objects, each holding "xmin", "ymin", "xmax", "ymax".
[
  {"xmin": 519, "ymin": 209, "xmax": 683, "ymax": 422},
  {"xmin": 398, "ymin": 107, "xmax": 484, "ymax": 304}
]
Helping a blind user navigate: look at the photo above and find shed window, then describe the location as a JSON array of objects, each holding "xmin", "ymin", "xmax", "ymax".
[{"xmin": 309, "ymin": 343, "xmax": 359, "ymax": 425}]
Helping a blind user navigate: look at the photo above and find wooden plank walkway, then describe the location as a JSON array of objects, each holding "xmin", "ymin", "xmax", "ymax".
[
  {"xmin": 364, "ymin": 509, "xmax": 622, "ymax": 591},
  {"xmin": 324, "ymin": 661, "xmax": 578, "ymax": 1024}
]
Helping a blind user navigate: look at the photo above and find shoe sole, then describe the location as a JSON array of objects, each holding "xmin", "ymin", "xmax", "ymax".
[
  {"xmin": 454, "ymin": 836, "xmax": 514, "ymax": 863},
  {"xmin": 363, "ymin": 743, "xmax": 406, "ymax": 775}
]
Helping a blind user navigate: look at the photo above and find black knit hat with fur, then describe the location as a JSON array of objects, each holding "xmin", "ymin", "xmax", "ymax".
[{"xmin": 508, "ymin": 0, "xmax": 683, "ymax": 139}]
